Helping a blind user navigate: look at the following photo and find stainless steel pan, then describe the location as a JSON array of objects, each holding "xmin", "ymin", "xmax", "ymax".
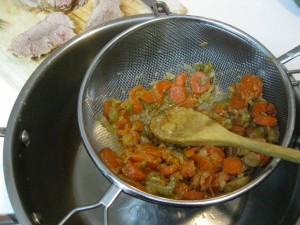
[
  {"xmin": 74, "ymin": 2, "xmax": 300, "ymax": 224},
  {"xmin": 2, "ymin": 12, "xmax": 300, "ymax": 225}
]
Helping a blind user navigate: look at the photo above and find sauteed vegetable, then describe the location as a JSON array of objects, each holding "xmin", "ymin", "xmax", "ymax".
[{"xmin": 98, "ymin": 62, "xmax": 279, "ymax": 200}]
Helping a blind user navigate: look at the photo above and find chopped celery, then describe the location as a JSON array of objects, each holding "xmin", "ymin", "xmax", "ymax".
[
  {"xmin": 249, "ymin": 127, "xmax": 266, "ymax": 139},
  {"xmin": 242, "ymin": 152, "xmax": 261, "ymax": 167},
  {"xmin": 224, "ymin": 176, "xmax": 251, "ymax": 193},
  {"xmin": 199, "ymin": 41, "xmax": 208, "ymax": 47},
  {"xmin": 238, "ymin": 109, "xmax": 251, "ymax": 127},
  {"xmin": 193, "ymin": 62, "xmax": 214, "ymax": 73},
  {"xmin": 108, "ymin": 105, "xmax": 118, "ymax": 122},
  {"xmin": 213, "ymin": 99, "xmax": 228, "ymax": 108},
  {"xmin": 163, "ymin": 72, "xmax": 176, "ymax": 80},
  {"xmin": 146, "ymin": 173, "xmax": 177, "ymax": 197},
  {"xmin": 267, "ymin": 126, "xmax": 279, "ymax": 143},
  {"xmin": 237, "ymin": 148, "xmax": 250, "ymax": 156}
]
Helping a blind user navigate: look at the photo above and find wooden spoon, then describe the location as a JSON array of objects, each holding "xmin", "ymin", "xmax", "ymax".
[{"xmin": 150, "ymin": 107, "xmax": 300, "ymax": 164}]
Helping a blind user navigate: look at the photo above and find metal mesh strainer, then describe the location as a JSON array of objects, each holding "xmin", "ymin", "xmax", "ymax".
[{"xmin": 77, "ymin": 12, "xmax": 295, "ymax": 208}]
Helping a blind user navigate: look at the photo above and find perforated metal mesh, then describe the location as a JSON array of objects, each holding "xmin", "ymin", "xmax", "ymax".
[{"xmin": 79, "ymin": 16, "xmax": 293, "ymax": 164}]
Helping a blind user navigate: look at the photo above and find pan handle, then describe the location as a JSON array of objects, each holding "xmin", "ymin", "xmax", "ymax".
[
  {"xmin": 0, "ymin": 214, "xmax": 18, "ymax": 225},
  {"xmin": 57, "ymin": 184, "xmax": 121, "ymax": 225},
  {"xmin": 277, "ymin": 45, "xmax": 300, "ymax": 64},
  {"xmin": 287, "ymin": 70, "xmax": 300, "ymax": 86},
  {"xmin": 0, "ymin": 127, "xmax": 5, "ymax": 137},
  {"xmin": 277, "ymin": 45, "xmax": 300, "ymax": 86}
]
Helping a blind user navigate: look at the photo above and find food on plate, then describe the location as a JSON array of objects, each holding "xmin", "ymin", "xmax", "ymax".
[
  {"xmin": 9, "ymin": 12, "xmax": 75, "ymax": 58},
  {"xmin": 9, "ymin": 0, "xmax": 187, "ymax": 58},
  {"xmin": 19, "ymin": 0, "xmax": 88, "ymax": 12},
  {"xmin": 97, "ymin": 62, "xmax": 279, "ymax": 200},
  {"xmin": 85, "ymin": 0, "xmax": 124, "ymax": 30}
]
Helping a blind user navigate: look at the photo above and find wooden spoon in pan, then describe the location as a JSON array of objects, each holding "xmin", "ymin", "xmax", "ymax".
[{"xmin": 150, "ymin": 107, "xmax": 300, "ymax": 164}]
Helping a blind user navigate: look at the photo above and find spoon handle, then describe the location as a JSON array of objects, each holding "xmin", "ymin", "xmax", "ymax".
[{"xmin": 225, "ymin": 133, "xmax": 300, "ymax": 164}]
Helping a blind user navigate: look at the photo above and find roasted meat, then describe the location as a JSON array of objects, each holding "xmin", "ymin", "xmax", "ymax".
[
  {"xmin": 85, "ymin": 0, "xmax": 124, "ymax": 30},
  {"xmin": 9, "ymin": 12, "xmax": 76, "ymax": 58},
  {"xmin": 19, "ymin": 0, "xmax": 88, "ymax": 12}
]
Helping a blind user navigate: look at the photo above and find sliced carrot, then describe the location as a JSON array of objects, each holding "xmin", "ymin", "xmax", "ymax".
[
  {"xmin": 129, "ymin": 86, "xmax": 145, "ymax": 100},
  {"xmin": 118, "ymin": 174, "xmax": 146, "ymax": 191},
  {"xmin": 181, "ymin": 159, "xmax": 196, "ymax": 178},
  {"xmin": 132, "ymin": 120, "xmax": 145, "ymax": 132},
  {"xmin": 179, "ymin": 95, "xmax": 198, "ymax": 108},
  {"xmin": 251, "ymin": 101, "xmax": 277, "ymax": 126},
  {"xmin": 239, "ymin": 74, "xmax": 263, "ymax": 100},
  {"xmin": 137, "ymin": 143, "xmax": 162, "ymax": 158},
  {"xmin": 184, "ymin": 147, "xmax": 198, "ymax": 158},
  {"xmin": 182, "ymin": 190, "xmax": 204, "ymax": 200},
  {"xmin": 213, "ymin": 105, "xmax": 226, "ymax": 116},
  {"xmin": 128, "ymin": 153, "xmax": 159, "ymax": 169},
  {"xmin": 194, "ymin": 155, "xmax": 214, "ymax": 172},
  {"xmin": 121, "ymin": 161, "xmax": 147, "ymax": 181},
  {"xmin": 174, "ymin": 182, "xmax": 190, "ymax": 194},
  {"xmin": 131, "ymin": 99, "xmax": 143, "ymax": 114},
  {"xmin": 122, "ymin": 145, "xmax": 162, "ymax": 168},
  {"xmin": 129, "ymin": 85, "xmax": 154, "ymax": 103},
  {"xmin": 207, "ymin": 147, "xmax": 225, "ymax": 172},
  {"xmin": 257, "ymin": 153, "xmax": 271, "ymax": 167},
  {"xmin": 153, "ymin": 80, "xmax": 172, "ymax": 103},
  {"xmin": 212, "ymin": 171, "xmax": 231, "ymax": 192},
  {"xmin": 169, "ymin": 85, "xmax": 188, "ymax": 105},
  {"xmin": 98, "ymin": 147, "xmax": 121, "ymax": 173},
  {"xmin": 103, "ymin": 100, "xmax": 113, "ymax": 119},
  {"xmin": 173, "ymin": 72, "xmax": 187, "ymax": 86},
  {"xmin": 223, "ymin": 156, "xmax": 244, "ymax": 175},
  {"xmin": 230, "ymin": 125, "xmax": 246, "ymax": 135},
  {"xmin": 140, "ymin": 89, "xmax": 155, "ymax": 103},
  {"xmin": 210, "ymin": 157, "xmax": 223, "ymax": 172},
  {"xmin": 207, "ymin": 146, "xmax": 225, "ymax": 159},
  {"xmin": 120, "ymin": 130, "xmax": 140, "ymax": 147},
  {"xmin": 198, "ymin": 109, "xmax": 211, "ymax": 117},
  {"xmin": 228, "ymin": 84, "xmax": 247, "ymax": 110},
  {"xmin": 255, "ymin": 115, "xmax": 277, "ymax": 127},
  {"xmin": 160, "ymin": 163, "xmax": 180, "ymax": 176},
  {"xmin": 117, "ymin": 128, "xmax": 130, "ymax": 136},
  {"xmin": 251, "ymin": 101, "xmax": 276, "ymax": 117},
  {"xmin": 116, "ymin": 112, "xmax": 130, "ymax": 129},
  {"xmin": 189, "ymin": 71, "xmax": 211, "ymax": 94}
]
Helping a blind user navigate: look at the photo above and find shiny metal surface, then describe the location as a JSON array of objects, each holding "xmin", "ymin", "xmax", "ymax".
[
  {"xmin": 141, "ymin": 0, "xmax": 156, "ymax": 7},
  {"xmin": 3, "ymin": 14, "xmax": 300, "ymax": 225},
  {"xmin": 277, "ymin": 45, "xmax": 300, "ymax": 64},
  {"xmin": 79, "ymin": 14, "xmax": 296, "ymax": 207},
  {"xmin": 58, "ymin": 185, "xmax": 121, "ymax": 225},
  {"xmin": 0, "ymin": 127, "xmax": 5, "ymax": 137},
  {"xmin": 73, "ymin": 143, "xmax": 300, "ymax": 225}
]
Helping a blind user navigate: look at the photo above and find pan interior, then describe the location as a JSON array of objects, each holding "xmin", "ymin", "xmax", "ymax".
[{"xmin": 79, "ymin": 16, "xmax": 293, "ymax": 204}]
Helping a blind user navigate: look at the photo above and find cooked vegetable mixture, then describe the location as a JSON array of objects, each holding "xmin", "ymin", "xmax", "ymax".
[{"xmin": 98, "ymin": 62, "xmax": 279, "ymax": 200}]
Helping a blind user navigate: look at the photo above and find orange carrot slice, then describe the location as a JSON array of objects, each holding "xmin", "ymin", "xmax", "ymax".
[
  {"xmin": 98, "ymin": 147, "xmax": 121, "ymax": 173},
  {"xmin": 121, "ymin": 161, "xmax": 147, "ymax": 181},
  {"xmin": 169, "ymin": 85, "xmax": 188, "ymax": 104},
  {"xmin": 182, "ymin": 190, "xmax": 204, "ymax": 200},
  {"xmin": 190, "ymin": 71, "xmax": 211, "ymax": 94},
  {"xmin": 173, "ymin": 72, "xmax": 187, "ymax": 86},
  {"xmin": 153, "ymin": 80, "xmax": 172, "ymax": 103},
  {"xmin": 223, "ymin": 156, "xmax": 244, "ymax": 175},
  {"xmin": 239, "ymin": 74, "xmax": 263, "ymax": 100},
  {"xmin": 228, "ymin": 84, "xmax": 247, "ymax": 110},
  {"xmin": 252, "ymin": 101, "xmax": 277, "ymax": 126},
  {"xmin": 194, "ymin": 155, "xmax": 214, "ymax": 172}
]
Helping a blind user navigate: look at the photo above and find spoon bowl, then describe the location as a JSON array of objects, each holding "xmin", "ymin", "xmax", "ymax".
[{"xmin": 150, "ymin": 107, "xmax": 300, "ymax": 164}]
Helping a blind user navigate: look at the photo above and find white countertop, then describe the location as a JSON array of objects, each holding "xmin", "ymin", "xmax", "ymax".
[{"xmin": 0, "ymin": 0, "xmax": 300, "ymax": 215}]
